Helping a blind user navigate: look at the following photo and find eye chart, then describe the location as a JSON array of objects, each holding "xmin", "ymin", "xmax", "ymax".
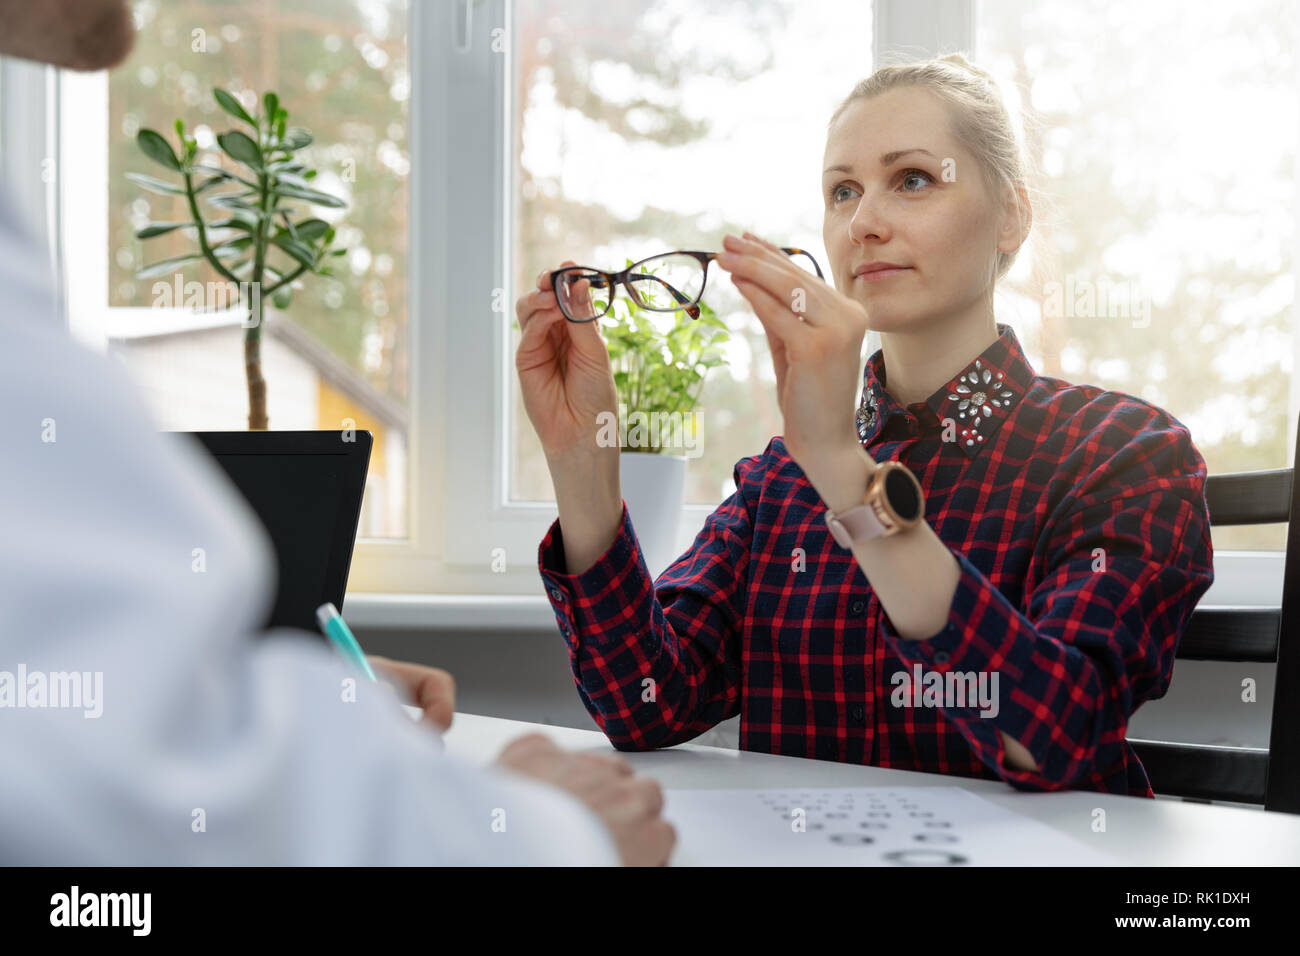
[{"xmin": 662, "ymin": 786, "xmax": 1119, "ymax": 866}]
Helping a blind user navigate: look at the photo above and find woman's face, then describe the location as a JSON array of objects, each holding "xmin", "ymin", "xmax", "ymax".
[{"xmin": 821, "ymin": 86, "xmax": 1016, "ymax": 333}]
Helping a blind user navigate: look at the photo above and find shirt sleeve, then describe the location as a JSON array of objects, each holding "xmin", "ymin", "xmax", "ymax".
[
  {"xmin": 538, "ymin": 445, "xmax": 768, "ymax": 749},
  {"xmin": 878, "ymin": 399, "xmax": 1215, "ymax": 792},
  {"xmin": 0, "ymin": 205, "xmax": 618, "ymax": 866}
]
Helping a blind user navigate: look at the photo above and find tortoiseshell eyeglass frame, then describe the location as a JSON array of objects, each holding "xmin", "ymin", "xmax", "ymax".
[{"xmin": 549, "ymin": 247, "xmax": 825, "ymax": 323}]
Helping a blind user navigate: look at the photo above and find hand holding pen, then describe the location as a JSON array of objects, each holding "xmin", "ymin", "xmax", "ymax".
[{"xmin": 316, "ymin": 602, "xmax": 454, "ymax": 736}]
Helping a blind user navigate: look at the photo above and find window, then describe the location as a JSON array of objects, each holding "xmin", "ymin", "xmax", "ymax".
[
  {"xmin": 35, "ymin": 0, "xmax": 1283, "ymax": 603},
  {"xmin": 509, "ymin": 0, "xmax": 875, "ymax": 507},
  {"xmin": 976, "ymin": 0, "xmax": 1298, "ymax": 554},
  {"xmin": 65, "ymin": 0, "xmax": 411, "ymax": 539}
]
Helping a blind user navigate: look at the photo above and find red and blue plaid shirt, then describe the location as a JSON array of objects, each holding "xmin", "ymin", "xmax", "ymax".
[{"xmin": 538, "ymin": 322, "xmax": 1215, "ymax": 797}]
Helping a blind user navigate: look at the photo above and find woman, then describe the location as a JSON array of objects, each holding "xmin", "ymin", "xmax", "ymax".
[{"xmin": 512, "ymin": 53, "xmax": 1214, "ymax": 797}]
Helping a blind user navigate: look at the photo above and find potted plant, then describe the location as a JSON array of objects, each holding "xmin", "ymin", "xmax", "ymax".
[
  {"xmin": 128, "ymin": 87, "xmax": 348, "ymax": 429},
  {"xmin": 595, "ymin": 264, "xmax": 729, "ymax": 578}
]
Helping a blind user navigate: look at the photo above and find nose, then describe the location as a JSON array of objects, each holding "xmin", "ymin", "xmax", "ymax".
[{"xmin": 848, "ymin": 191, "xmax": 890, "ymax": 246}]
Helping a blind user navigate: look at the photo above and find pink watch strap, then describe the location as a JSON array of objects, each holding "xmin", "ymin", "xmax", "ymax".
[{"xmin": 834, "ymin": 499, "xmax": 888, "ymax": 543}]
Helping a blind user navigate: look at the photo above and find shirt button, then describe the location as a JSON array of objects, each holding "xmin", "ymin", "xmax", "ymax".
[
  {"xmin": 852, "ymin": 705, "xmax": 866, "ymax": 722},
  {"xmin": 851, "ymin": 600, "xmax": 864, "ymax": 614},
  {"xmin": 550, "ymin": 588, "xmax": 564, "ymax": 603},
  {"xmin": 934, "ymin": 650, "xmax": 950, "ymax": 664}
]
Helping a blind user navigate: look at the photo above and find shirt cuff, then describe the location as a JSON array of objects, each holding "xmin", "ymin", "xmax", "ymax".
[
  {"xmin": 537, "ymin": 499, "xmax": 646, "ymax": 645},
  {"xmin": 877, "ymin": 545, "xmax": 1056, "ymax": 790}
]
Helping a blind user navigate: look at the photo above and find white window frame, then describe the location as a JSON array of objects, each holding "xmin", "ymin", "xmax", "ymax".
[{"xmin": 4, "ymin": 0, "xmax": 1286, "ymax": 616}]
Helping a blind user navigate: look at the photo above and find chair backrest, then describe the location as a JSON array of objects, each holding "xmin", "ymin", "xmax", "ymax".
[{"xmin": 1128, "ymin": 420, "xmax": 1300, "ymax": 813}]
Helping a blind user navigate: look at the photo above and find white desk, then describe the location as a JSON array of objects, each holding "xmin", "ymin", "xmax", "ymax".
[{"xmin": 442, "ymin": 712, "xmax": 1300, "ymax": 865}]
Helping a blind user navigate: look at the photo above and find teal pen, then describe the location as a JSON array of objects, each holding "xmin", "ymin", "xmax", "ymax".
[{"xmin": 315, "ymin": 602, "xmax": 377, "ymax": 681}]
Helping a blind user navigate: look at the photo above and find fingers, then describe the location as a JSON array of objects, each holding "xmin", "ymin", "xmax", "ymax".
[
  {"xmin": 760, "ymin": 322, "xmax": 789, "ymax": 401},
  {"xmin": 720, "ymin": 238, "xmax": 810, "ymax": 329},
  {"xmin": 367, "ymin": 655, "xmax": 456, "ymax": 730},
  {"xmin": 593, "ymin": 776, "xmax": 676, "ymax": 866},
  {"xmin": 518, "ymin": 260, "xmax": 602, "ymax": 344},
  {"xmin": 495, "ymin": 731, "xmax": 558, "ymax": 771},
  {"xmin": 730, "ymin": 266, "xmax": 807, "ymax": 343},
  {"xmin": 742, "ymin": 231, "xmax": 783, "ymax": 255},
  {"xmin": 537, "ymin": 260, "xmax": 576, "ymax": 291},
  {"xmin": 491, "ymin": 736, "xmax": 676, "ymax": 867}
]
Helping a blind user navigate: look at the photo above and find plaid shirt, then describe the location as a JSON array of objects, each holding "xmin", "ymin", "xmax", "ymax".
[{"xmin": 538, "ymin": 322, "xmax": 1215, "ymax": 796}]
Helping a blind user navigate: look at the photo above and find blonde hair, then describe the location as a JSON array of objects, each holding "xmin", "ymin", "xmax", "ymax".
[{"xmin": 828, "ymin": 52, "xmax": 1040, "ymax": 283}]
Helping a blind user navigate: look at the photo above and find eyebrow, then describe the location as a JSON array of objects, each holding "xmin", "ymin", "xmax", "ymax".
[{"xmin": 823, "ymin": 148, "xmax": 939, "ymax": 176}]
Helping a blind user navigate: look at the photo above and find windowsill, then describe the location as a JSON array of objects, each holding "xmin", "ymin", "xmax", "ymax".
[
  {"xmin": 340, "ymin": 549, "xmax": 1281, "ymax": 633},
  {"xmin": 342, "ymin": 592, "xmax": 558, "ymax": 632}
]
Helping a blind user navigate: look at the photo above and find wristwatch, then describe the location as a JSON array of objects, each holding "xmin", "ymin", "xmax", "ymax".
[{"xmin": 824, "ymin": 460, "xmax": 925, "ymax": 548}]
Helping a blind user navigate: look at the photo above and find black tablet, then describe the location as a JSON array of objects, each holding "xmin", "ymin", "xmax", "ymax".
[{"xmin": 181, "ymin": 429, "xmax": 372, "ymax": 637}]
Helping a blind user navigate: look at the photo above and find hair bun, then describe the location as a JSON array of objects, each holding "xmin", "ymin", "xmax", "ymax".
[{"xmin": 938, "ymin": 52, "xmax": 994, "ymax": 83}]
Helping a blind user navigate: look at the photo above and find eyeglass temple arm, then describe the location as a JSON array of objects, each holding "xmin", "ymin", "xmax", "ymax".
[{"xmin": 779, "ymin": 247, "xmax": 824, "ymax": 278}]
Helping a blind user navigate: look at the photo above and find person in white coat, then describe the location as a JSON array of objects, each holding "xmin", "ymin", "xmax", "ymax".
[{"xmin": 0, "ymin": 0, "xmax": 675, "ymax": 866}]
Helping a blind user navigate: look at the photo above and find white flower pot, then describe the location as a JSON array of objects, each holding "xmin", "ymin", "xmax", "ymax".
[{"xmin": 620, "ymin": 450, "xmax": 688, "ymax": 580}]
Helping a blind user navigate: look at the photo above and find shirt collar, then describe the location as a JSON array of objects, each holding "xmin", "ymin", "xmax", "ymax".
[{"xmin": 855, "ymin": 322, "xmax": 1035, "ymax": 460}]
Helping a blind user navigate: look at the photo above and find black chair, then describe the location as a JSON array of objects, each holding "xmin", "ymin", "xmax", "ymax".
[{"xmin": 1127, "ymin": 422, "xmax": 1300, "ymax": 813}]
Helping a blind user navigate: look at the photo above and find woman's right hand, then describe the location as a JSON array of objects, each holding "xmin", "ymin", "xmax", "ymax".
[{"xmin": 515, "ymin": 262, "xmax": 619, "ymax": 461}]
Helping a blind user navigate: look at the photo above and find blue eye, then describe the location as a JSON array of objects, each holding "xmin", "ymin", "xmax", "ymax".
[
  {"xmin": 829, "ymin": 169, "xmax": 934, "ymax": 204},
  {"xmin": 900, "ymin": 168, "xmax": 934, "ymax": 192}
]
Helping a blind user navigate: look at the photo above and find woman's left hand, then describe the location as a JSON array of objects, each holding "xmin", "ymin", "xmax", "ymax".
[{"xmin": 716, "ymin": 232, "xmax": 875, "ymax": 496}]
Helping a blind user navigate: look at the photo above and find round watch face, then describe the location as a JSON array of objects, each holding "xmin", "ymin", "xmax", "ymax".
[{"xmin": 883, "ymin": 466, "xmax": 923, "ymax": 523}]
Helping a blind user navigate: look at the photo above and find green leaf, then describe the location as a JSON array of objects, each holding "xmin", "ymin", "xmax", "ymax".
[
  {"xmin": 191, "ymin": 163, "xmax": 258, "ymax": 189},
  {"xmin": 274, "ymin": 171, "xmax": 313, "ymax": 189},
  {"xmin": 210, "ymin": 211, "xmax": 261, "ymax": 232},
  {"xmin": 136, "ymin": 222, "xmax": 192, "ymax": 239},
  {"xmin": 135, "ymin": 253, "xmax": 202, "ymax": 279},
  {"xmin": 212, "ymin": 235, "xmax": 254, "ymax": 254},
  {"xmin": 206, "ymin": 194, "xmax": 265, "ymax": 213},
  {"xmin": 192, "ymin": 176, "xmax": 227, "ymax": 194},
  {"xmin": 269, "ymin": 234, "xmax": 318, "ymax": 268},
  {"xmin": 263, "ymin": 92, "xmax": 279, "ymax": 125},
  {"xmin": 136, "ymin": 129, "xmax": 181, "ymax": 171},
  {"xmin": 271, "ymin": 184, "xmax": 345, "ymax": 208},
  {"xmin": 290, "ymin": 218, "xmax": 330, "ymax": 242},
  {"xmin": 213, "ymin": 88, "xmax": 257, "ymax": 127},
  {"xmin": 218, "ymin": 130, "xmax": 264, "ymax": 171},
  {"xmin": 125, "ymin": 172, "xmax": 185, "ymax": 195},
  {"xmin": 272, "ymin": 287, "xmax": 293, "ymax": 309},
  {"xmin": 279, "ymin": 128, "xmax": 313, "ymax": 151}
]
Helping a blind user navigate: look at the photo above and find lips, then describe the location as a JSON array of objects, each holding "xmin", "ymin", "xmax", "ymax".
[{"xmin": 855, "ymin": 263, "xmax": 911, "ymax": 281}]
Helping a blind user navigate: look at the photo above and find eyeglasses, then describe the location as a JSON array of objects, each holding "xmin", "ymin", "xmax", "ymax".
[{"xmin": 550, "ymin": 247, "xmax": 824, "ymax": 323}]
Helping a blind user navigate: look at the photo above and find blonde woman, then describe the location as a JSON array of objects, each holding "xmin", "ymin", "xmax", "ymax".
[{"xmin": 513, "ymin": 53, "xmax": 1214, "ymax": 797}]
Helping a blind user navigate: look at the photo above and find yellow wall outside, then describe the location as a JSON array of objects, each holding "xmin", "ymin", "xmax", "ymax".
[{"xmin": 317, "ymin": 382, "xmax": 388, "ymax": 482}]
